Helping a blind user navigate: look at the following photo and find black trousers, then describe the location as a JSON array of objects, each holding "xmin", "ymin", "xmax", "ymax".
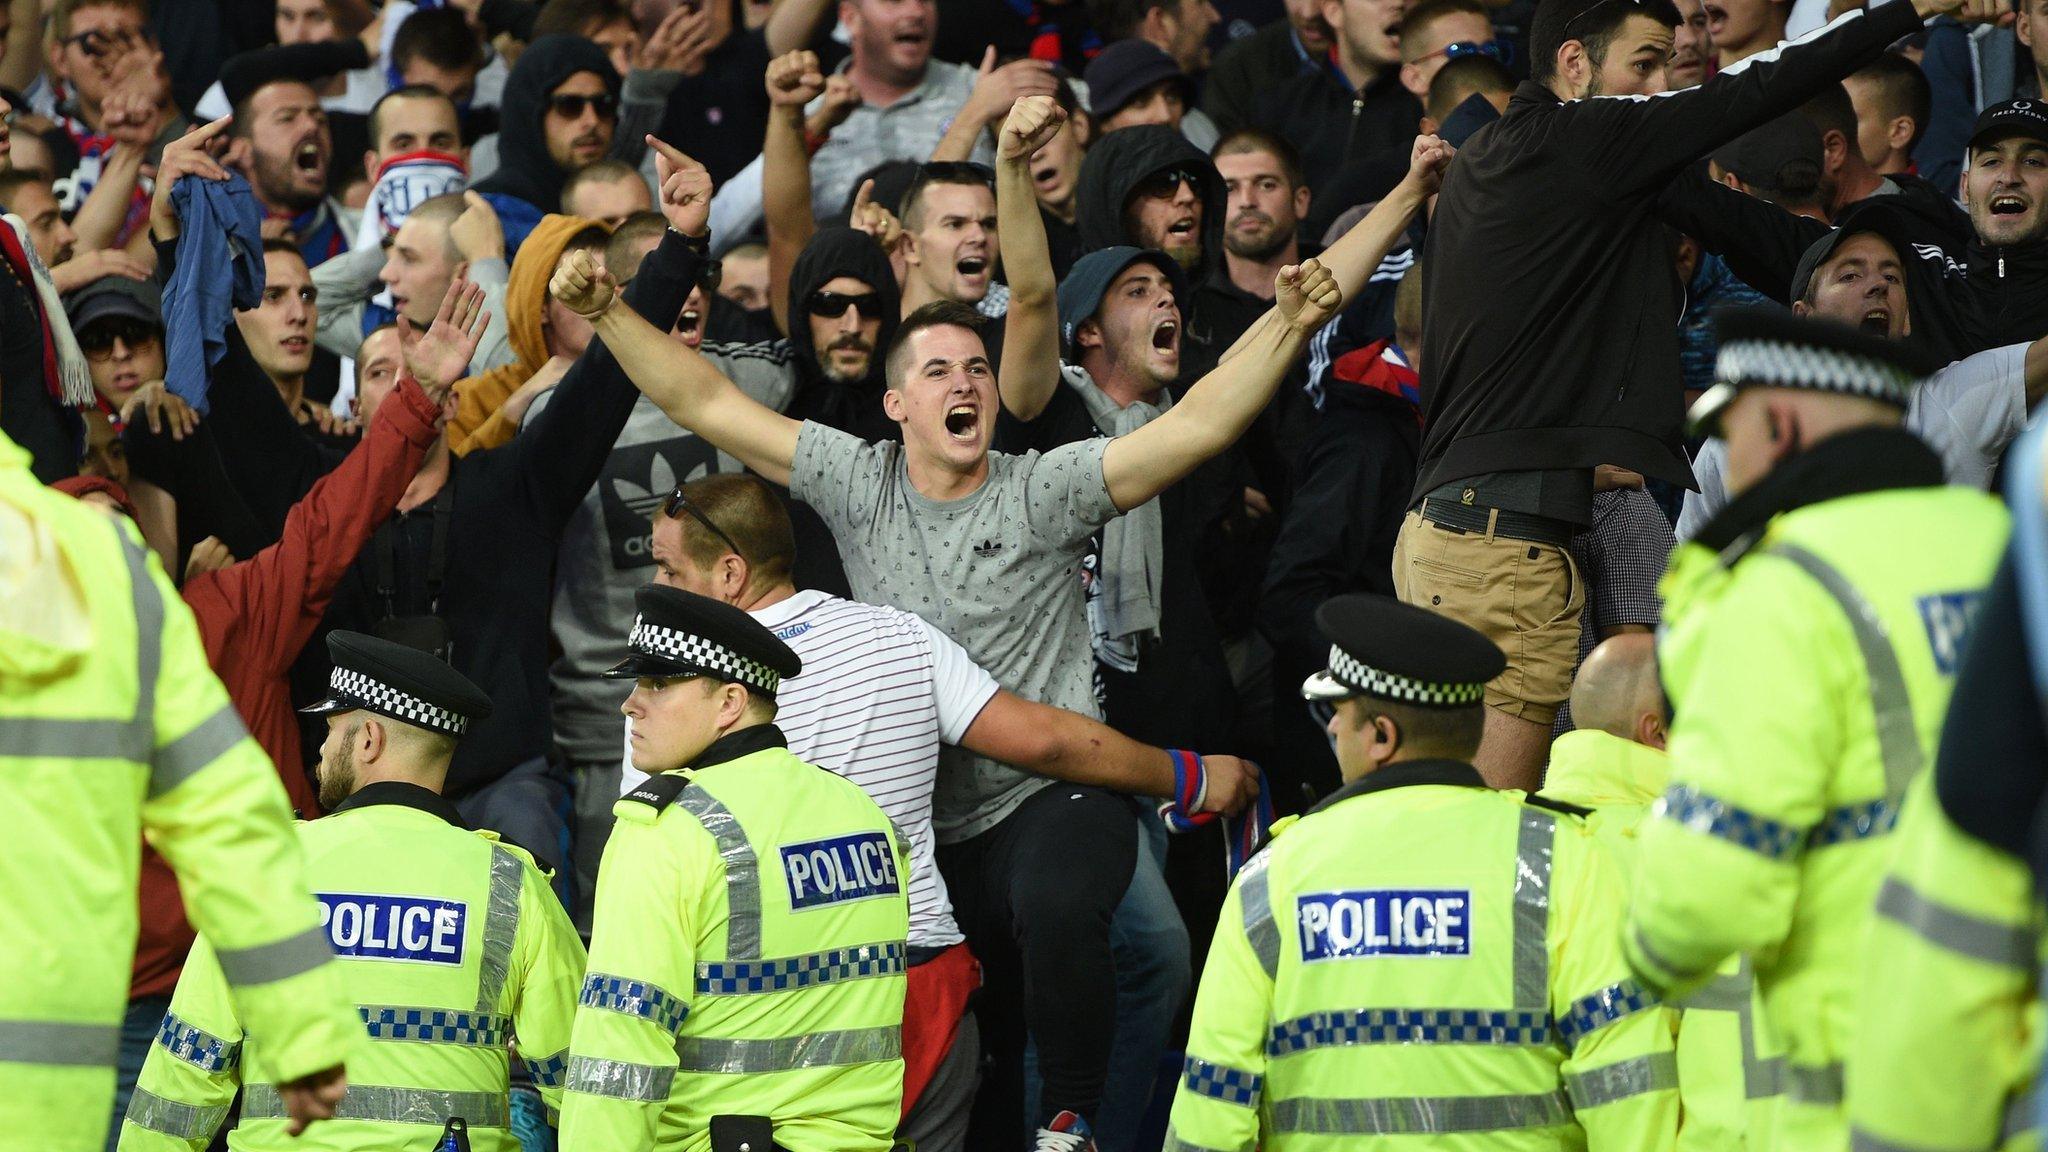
[{"xmin": 936, "ymin": 782, "xmax": 1138, "ymax": 1145}]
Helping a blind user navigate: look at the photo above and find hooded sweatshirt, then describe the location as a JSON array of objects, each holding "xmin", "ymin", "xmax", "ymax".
[
  {"xmin": 783, "ymin": 226, "xmax": 903, "ymax": 445},
  {"xmin": 449, "ymin": 213, "xmax": 609, "ymax": 455},
  {"xmin": 472, "ymin": 36, "xmax": 621, "ymax": 215},
  {"xmin": 1075, "ymin": 125, "xmax": 1227, "ymax": 296}
]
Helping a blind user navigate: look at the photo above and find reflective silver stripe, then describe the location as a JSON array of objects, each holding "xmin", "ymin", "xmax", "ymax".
[
  {"xmin": 1874, "ymin": 877, "xmax": 2033, "ymax": 969},
  {"xmin": 1786, "ymin": 1061, "xmax": 1845, "ymax": 1105},
  {"xmin": 565, "ymin": 1054, "xmax": 676, "ymax": 1102},
  {"xmin": 123, "ymin": 1086, "xmax": 230, "ymax": 1142},
  {"xmin": 214, "ymin": 924, "xmax": 332, "ymax": 987},
  {"xmin": 0, "ymin": 716, "xmax": 147, "ymax": 759},
  {"xmin": 673, "ymin": 1024, "xmax": 900, "ymax": 1074},
  {"xmin": 1566, "ymin": 1051, "xmax": 1680, "ymax": 1108},
  {"xmin": 1162, "ymin": 1130, "xmax": 1242, "ymax": 1152},
  {"xmin": 150, "ymin": 703, "xmax": 248, "ymax": 797},
  {"xmin": 1512, "ymin": 810, "xmax": 1556, "ymax": 1010},
  {"xmin": 476, "ymin": 845, "xmax": 524, "ymax": 1012},
  {"xmin": 243, "ymin": 1082, "xmax": 509, "ymax": 1127},
  {"xmin": 1270, "ymin": 1090, "xmax": 1573, "ymax": 1134},
  {"xmin": 676, "ymin": 788, "xmax": 762, "ymax": 959},
  {"xmin": 1237, "ymin": 850, "xmax": 1280, "ymax": 979},
  {"xmin": 1672, "ymin": 960, "xmax": 1782, "ymax": 1100},
  {"xmin": 0, "ymin": 1019, "xmax": 121, "ymax": 1066},
  {"xmin": 1767, "ymin": 543, "xmax": 1922, "ymax": 802},
  {"xmin": 122, "ymin": 529, "xmax": 162, "ymax": 747}
]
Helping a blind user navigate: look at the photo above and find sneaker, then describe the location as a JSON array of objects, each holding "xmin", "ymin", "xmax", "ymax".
[{"xmin": 1033, "ymin": 1111, "xmax": 1098, "ymax": 1152}]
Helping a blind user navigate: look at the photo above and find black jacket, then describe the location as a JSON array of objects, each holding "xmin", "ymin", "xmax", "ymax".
[
  {"xmin": 782, "ymin": 226, "xmax": 902, "ymax": 445},
  {"xmin": 1416, "ymin": 0, "xmax": 1922, "ymax": 500},
  {"xmin": 319, "ymin": 231, "xmax": 696, "ymax": 797},
  {"xmin": 472, "ymin": 36, "xmax": 621, "ymax": 214},
  {"xmin": 1234, "ymin": 62, "xmax": 1420, "ymax": 201},
  {"xmin": 1257, "ymin": 372, "xmax": 1418, "ymax": 809},
  {"xmin": 1203, "ymin": 18, "xmax": 1320, "ymax": 138},
  {"xmin": 1657, "ymin": 164, "xmax": 2048, "ymax": 363}
]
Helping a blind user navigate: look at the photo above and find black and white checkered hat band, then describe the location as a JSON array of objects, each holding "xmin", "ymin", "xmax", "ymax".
[
  {"xmin": 1328, "ymin": 645, "xmax": 1487, "ymax": 707},
  {"xmin": 629, "ymin": 618, "xmax": 781, "ymax": 696},
  {"xmin": 1715, "ymin": 338, "xmax": 1915, "ymax": 407},
  {"xmin": 328, "ymin": 668, "xmax": 469, "ymax": 736}
]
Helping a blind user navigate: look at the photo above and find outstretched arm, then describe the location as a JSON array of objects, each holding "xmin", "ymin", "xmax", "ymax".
[
  {"xmin": 1101, "ymin": 261, "xmax": 1342, "ymax": 512},
  {"xmin": 762, "ymin": 50, "xmax": 824, "ymax": 336},
  {"xmin": 993, "ymin": 95, "xmax": 1066, "ymax": 421},
  {"xmin": 559, "ymin": 141, "xmax": 802, "ymax": 484},
  {"xmin": 961, "ymin": 689, "xmax": 1259, "ymax": 814}
]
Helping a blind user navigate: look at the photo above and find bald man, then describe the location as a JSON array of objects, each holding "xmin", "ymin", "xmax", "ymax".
[{"xmin": 1540, "ymin": 635, "xmax": 1787, "ymax": 1148}]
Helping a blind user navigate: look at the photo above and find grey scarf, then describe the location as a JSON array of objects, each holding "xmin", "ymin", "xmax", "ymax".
[{"xmin": 1064, "ymin": 364, "xmax": 1167, "ymax": 646}]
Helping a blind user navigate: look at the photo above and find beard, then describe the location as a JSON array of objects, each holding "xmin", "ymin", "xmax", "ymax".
[
  {"xmin": 817, "ymin": 338, "xmax": 874, "ymax": 385},
  {"xmin": 253, "ymin": 148, "xmax": 324, "ymax": 214},
  {"xmin": 1225, "ymin": 212, "xmax": 1293, "ymax": 261},
  {"xmin": 316, "ymin": 730, "xmax": 358, "ymax": 811}
]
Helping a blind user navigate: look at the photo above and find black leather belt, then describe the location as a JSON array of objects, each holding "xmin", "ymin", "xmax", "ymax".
[{"xmin": 1418, "ymin": 498, "xmax": 1579, "ymax": 546}]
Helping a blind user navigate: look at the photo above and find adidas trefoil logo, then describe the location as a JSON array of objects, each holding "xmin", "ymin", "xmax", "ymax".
[{"xmin": 973, "ymin": 539, "xmax": 1003, "ymax": 558}]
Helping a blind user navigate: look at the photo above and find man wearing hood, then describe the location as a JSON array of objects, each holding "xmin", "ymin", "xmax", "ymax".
[
  {"xmin": 472, "ymin": 34, "xmax": 622, "ymax": 215},
  {"xmin": 1658, "ymin": 98, "xmax": 2048, "ymax": 365},
  {"xmin": 444, "ymin": 211, "xmax": 613, "ymax": 455}
]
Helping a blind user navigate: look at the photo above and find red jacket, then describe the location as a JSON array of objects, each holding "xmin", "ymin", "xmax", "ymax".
[{"xmin": 131, "ymin": 377, "xmax": 441, "ymax": 998}]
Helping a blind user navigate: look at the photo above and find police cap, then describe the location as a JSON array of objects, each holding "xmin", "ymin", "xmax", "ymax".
[
  {"xmin": 1300, "ymin": 594, "xmax": 1505, "ymax": 707},
  {"xmin": 1687, "ymin": 306, "xmax": 1931, "ymax": 438},
  {"xmin": 605, "ymin": 584, "xmax": 802, "ymax": 699},
  {"xmin": 301, "ymin": 631, "xmax": 493, "ymax": 738}
]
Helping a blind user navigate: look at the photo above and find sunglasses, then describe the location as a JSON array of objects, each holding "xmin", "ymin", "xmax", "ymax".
[
  {"xmin": 661, "ymin": 487, "xmax": 746, "ymax": 560},
  {"xmin": 1134, "ymin": 167, "xmax": 1204, "ymax": 200},
  {"xmin": 1414, "ymin": 39, "xmax": 1512, "ymax": 65},
  {"xmin": 697, "ymin": 258, "xmax": 723, "ymax": 293},
  {"xmin": 548, "ymin": 92, "xmax": 619, "ymax": 120},
  {"xmin": 79, "ymin": 317, "xmax": 162, "ymax": 361},
  {"xmin": 807, "ymin": 290, "xmax": 881, "ymax": 319}
]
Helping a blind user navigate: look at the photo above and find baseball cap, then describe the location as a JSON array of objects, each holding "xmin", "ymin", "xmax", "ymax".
[
  {"xmin": 1084, "ymin": 39, "xmax": 1188, "ymax": 122},
  {"xmin": 63, "ymin": 276, "xmax": 162, "ymax": 333},
  {"xmin": 1710, "ymin": 113, "xmax": 1824, "ymax": 201},
  {"xmin": 1967, "ymin": 98, "xmax": 2048, "ymax": 153},
  {"xmin": 1785, "ymin": 199, "xmax": 1917, "ymax": 302},
  {"xmin": 1056, "ymin": 246, "xmax": 1190, "ymax": 356}
]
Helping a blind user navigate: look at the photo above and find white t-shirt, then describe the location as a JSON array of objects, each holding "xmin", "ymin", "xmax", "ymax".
[
  {"xmin": 621, "ymin": 589, "xmax": 1000, "ymax": 949},
  {"xmin": 1678, "ymin": 342, "xmax": 2029, "ymax": 541}
]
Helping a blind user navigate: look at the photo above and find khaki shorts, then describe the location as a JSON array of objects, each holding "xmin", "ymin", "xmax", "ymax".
[{"xmin": 1392, "ymin": 509, "xmax": 1585, "ymax": 726}]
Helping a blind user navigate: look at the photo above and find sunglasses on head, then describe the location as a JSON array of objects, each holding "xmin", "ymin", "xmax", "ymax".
[
  {"xmin": 548, "ymin": 92, "xmax": 619, "ymax": 120},
  {"xmin": 661, "ymin": 487, "xmax": 747, "ymax": 560},
  {"xmin": 1135, "ymin": 167, "xmax": 1204, "ymax": 200},
  {"xmin": 807, "ymin": 290, "xmax": 880, "ymax": 319},
  {"xmin": 1416, "ymin": 39, "xmax": 1512, "ymax": 65},
  {"xmin": 79, "ymin": 317, "xmax": 161, "ymax": 360}
]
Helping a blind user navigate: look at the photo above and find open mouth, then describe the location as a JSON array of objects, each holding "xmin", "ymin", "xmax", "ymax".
[
  {"xmin": 944, "ymin": 403, "xmax": 978, "ymax": 440},
  {"xmin": 1032, "ymin": 162, "xmax": 1060, "ymax": 188},
  {"xmin": 677, "ymin": 305, "xmax": 702, "ymax": 345},
  {"xmin": 294, "ymin": 142, "xmax": 323, "ymax": 174},
  {"xmin": 1991, "ymin": 195, "xmax": 2029, "ymax": 217},
  {"xmin": 894, "ymin": 27, "xmax": 928, "ymax": 46},
  {"xmin": 1151, "ymin": 318, "xmax": 1179, "ymax": 352},
  {"xmin": 1166, "ymin": 217, "xmax": 1196, "ymax": 242},
  {"xmin": 110, "ymin": 371, "xmax": 140, "ymax": 391},
  {"xmin": 1859, "ymin": 307, "xmax": 1891, "ymax": 334},
  {"xmin": 956, "ymin": 255, "xmax": 988, "ymax": 279},
  {"xmin": 282, "ymin": 336, "xmax": 309, "ymax": 354}
]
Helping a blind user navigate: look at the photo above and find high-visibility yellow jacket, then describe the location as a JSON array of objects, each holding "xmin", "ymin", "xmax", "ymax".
[
  {"xmin": 0, "ymin": 430, "xmax": 356, "ymax": 1152},
  {"xmin": 1167, "ymin": 758, "xmax": 1679, "ymax": 1152},
  {"xmin": 1848, "ymin": 772, "xmax": 2040, "ymax": 1152},
  {"xmin": 1542, "ymin": 729, "xmax": 1783, "ymax": 1151},
  {"xmin": 1627, "ymin": 476, "xmax": 2007, "ymax": 1152},
  {"xmin": 119, "ymin": 781, "xmax": 586, "ymax": 1151},
  {"xmin": 559, "ymin": 726, "xmax": 909, "ymax": 1152}
]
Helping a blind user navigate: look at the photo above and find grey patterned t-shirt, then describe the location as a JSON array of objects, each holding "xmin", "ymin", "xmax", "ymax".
[{"xmin": 789, "ymin": 420, "xmax": 1121, "ymax": 842}]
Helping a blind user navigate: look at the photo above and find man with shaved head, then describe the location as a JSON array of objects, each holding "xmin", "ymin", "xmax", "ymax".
[{"xmin": 1540, "ymin": 633, "xmax": 1786, "ymax": 1148}]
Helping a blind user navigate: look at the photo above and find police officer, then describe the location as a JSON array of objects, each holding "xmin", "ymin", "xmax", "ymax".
[
  {"xmin": 1167, "ymin": 595, "xmax": 1679, "ymax": 1151},
  {"xmin": 119, "ymin": 632, "xmax": 587, "ymax": 1151},
  {"xmin": 1538, "ymin": 636, "xmax": 1783, "ymax": 1151},
  {"xmin": 1625, "ymin": 308, "xmax": 2010, "ymax": 1150},
  {"xmin": 559, "ymin": 587, "xmax": 909, "ymax": 1151},
  {"xmin": 0, "ymin": 429, "xmax": 357, "ymax": 1152}
]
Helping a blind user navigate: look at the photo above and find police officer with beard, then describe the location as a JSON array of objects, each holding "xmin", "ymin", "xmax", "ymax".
[{"xmin": 121, "ymin": 632, "xmax": 587, "ymax": 1151}]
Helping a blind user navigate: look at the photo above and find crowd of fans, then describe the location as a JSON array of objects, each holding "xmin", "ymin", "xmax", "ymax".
[{"xmin": 2, "ymin": 0, "xmax": 2043, "ymax": 1145}]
